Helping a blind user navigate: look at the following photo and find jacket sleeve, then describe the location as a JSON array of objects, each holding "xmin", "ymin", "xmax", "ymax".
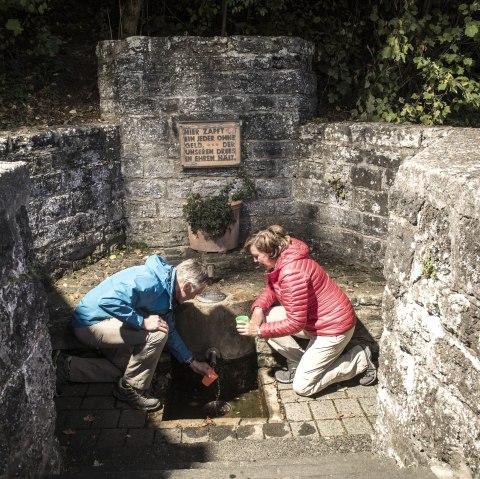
[
  {"xmin": 251, "ymin": 280, "xmax": 277, "ymax": 312},
  {"xmin": 165, "ymin": 312, "xmax": 193, "ymax": 363},
  {"xmin": 260, "ymin": 270, "xmax": 309, "ymax": 338},
  {"xmin": 97, "ymin": 282, "xmax": 147, "ymax": 329}
]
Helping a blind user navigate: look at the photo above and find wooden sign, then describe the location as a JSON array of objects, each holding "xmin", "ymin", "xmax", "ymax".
[{"xmin": 178, "ymin": 121, "xmax": 241, "ymax": 168}]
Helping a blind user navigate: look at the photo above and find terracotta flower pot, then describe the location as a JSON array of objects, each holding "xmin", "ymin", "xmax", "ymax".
[{"xmin": 187, "ymin": 200, "xmax": 242, "ymax": 253}]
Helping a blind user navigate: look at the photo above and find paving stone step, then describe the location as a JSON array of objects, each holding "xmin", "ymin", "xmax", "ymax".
[{"xmin": 47, "ymin": 452, "xmax": 436, "ymax": 479}]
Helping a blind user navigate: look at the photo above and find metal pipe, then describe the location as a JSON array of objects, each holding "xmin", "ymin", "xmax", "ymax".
[{"xmin": 205, "ymin": 347, "xmax": 221, "ymax": 368}]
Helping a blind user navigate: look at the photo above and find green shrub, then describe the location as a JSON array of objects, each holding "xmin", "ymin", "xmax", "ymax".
[{"xmin": 182, "ymin": 170, "xmax": 257, "ymax": 238}]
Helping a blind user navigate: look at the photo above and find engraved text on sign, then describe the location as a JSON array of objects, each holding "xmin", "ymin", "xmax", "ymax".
[{"xmin": 179, "ymin": 121, "xmax": 241, "ymax": 168}]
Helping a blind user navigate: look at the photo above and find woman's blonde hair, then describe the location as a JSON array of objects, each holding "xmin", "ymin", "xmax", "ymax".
[{"xmin": 243, "ymin": 225, "xmax": 291, "ymax": 259}]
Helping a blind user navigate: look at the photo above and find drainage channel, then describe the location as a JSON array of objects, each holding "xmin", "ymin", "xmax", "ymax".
[{"xmin": 148, "ymin": 345, "xmax": 284, "ymax": 430}]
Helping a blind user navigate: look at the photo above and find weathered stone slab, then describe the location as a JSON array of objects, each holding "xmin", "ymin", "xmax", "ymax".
[
  {"xmin": 377, "ymin": 128, "xmax": 480, "ymax": 477},
  {"xmin": 0, "ymin": 162, "xmax": 60, "ymax": 477}
]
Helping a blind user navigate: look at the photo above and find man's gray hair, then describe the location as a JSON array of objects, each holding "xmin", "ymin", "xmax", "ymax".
[{"xmin": 176, "ymin": 259, "xmax": 209, "ymax": 289}]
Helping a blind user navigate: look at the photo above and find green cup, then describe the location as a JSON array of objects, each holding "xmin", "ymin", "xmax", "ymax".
[{"xmin": 235, "ymin": 315, "xmax": 250, "ymax": 323}]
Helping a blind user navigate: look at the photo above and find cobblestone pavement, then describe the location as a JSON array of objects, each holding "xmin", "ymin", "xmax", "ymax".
[
  {"xmin": 55, "ymin": 375, "xmax": 377, "ymax": 446},
  {"xmin": 54, "ymin": 374, "xmax": 378, "ymax": 473},
  {"xmin": 50, "ymin": 246, "xmax": 382, "ymax": 471}
]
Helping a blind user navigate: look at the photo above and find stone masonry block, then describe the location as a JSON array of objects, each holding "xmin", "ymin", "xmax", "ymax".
[
  {"xmin": 433, "ymin": 336, "xmax": 480, "ymax": 415},
  {"xmin": 242, "ymin": 157, "xmax": 277, "ymax": 178},
  {"xmin": 323, "ymin": 123, "xmax": 358, "ymax": 144},
  {"xmin": 121, "ymin": 117, "xmax": 169, "ymax": 145},
  {"xmin": 351, "ymin": 165, "xmax": 383, "ymax": 191},
  {"xmin": 452, "ymin": 216, "xmax": 480, "ymax": 298},
  {"xmin": 293, "ymin": 179, "xmax": 330, "ymax": 202},
  {"xmin": 256, "ymin": 178, "xmax": 291, "ymax": 199},
  {"xmin": 229, "ymin": 36, "xmax": 314, "ymax": 56},
  {"xmin": 248, "ymin": 140, "xmax": 294, "ymax": 159},
  {"xmin": 166, "ymin": 179, "xmax": 194, "ymax": 199},
  {"xmin": 316, "ymin": 205, "xmax": 361, "ymax": 230},
  {"xmin": 361, "ymin": 213, "xmax": 388, "ymax": 237},
  {"xmin": 360, "ymin": 148, "xmax": 403, "ymax": 169},
  {"xmin": 295, "ymin": 161, "xmax": 327, "ymax": 180},
  {"xmin": 124, "ymin": 179, "xmax": 167, "ymax": 199},
  {"xmin": 298, "ymin": 122, "xmax": 326, "ymax": 140},
  {"xmin": 437, "ymin": 291, "xmax": 480, "ymax": 355},
  {"xmin": 353, "ymin": 189, "xmax": 388, "ymax": 217},
  {"xmin": 143, "ymin": 158, "xmax": 176, "ymax": 179},
  {"xmin": 363, "ymin": 124, "xmax": 423, "ymax": 149},
  {"xmin": 122, "ymin": 153, "xmax": 144, "ymax": 178},
  {"xmin": 242, "ymin": 112, "xmax": 299, "ymax": 140}
]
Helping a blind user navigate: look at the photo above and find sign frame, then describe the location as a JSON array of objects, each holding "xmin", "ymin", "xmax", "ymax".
[{"xmin": 178, "ymin": 120, "xmax": 242, "ymax": 168}]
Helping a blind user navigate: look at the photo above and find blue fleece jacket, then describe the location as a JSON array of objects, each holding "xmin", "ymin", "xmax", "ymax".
[{"xmin": 72, "ymin": 255, "xmax": 192, "ymax": 363}]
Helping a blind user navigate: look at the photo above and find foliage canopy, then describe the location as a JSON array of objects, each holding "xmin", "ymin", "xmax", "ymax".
[{"xmin": 1, "ymin": 0, "xmax": 479, "ymax": 128}]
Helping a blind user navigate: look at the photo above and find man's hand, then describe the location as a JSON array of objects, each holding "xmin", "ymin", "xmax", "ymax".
[
  {"xmin": 189, "ymin": 359, "xmax": 212, "ymax": 376},
  {"xmin": 143, "ymin": 314, "xmax": 169, "ymax": 333}
]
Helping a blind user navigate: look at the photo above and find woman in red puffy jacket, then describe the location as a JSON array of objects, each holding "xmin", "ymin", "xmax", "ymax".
[{"xmin": 236, "ymin": 225, "xmax": 377, "ymax": 397}]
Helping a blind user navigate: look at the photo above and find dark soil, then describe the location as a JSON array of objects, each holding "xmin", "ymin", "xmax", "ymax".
[{"xmin": 1, "ymin": 41, "xmax": 101, "ymax": 131}]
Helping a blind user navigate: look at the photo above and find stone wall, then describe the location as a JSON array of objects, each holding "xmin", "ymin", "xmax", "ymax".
[
  {"xmin": 376, "ymin": 128, "xmax": 480, "ymax": 476},
  {"xmin": 293, "ymin": 122, "xmax": 449, "ymax": 270},
  {"xmin": 97, "ymin": 36, "xmax": 316, "ymax": 246},
  {"xmin": 0, "ymin": 125, "xmax": 125, "ymax": 279},
  {"xmin": 0, "ymin": 163, "xmax": 61, "ymax": 478}
]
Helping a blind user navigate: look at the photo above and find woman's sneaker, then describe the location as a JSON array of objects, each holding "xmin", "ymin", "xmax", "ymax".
[
  {"xmin": 275, "ymin": 367, "xmax": 296, "ymax": 384},
  {"xmin": 359, "ymin": 345, "xmax": 377, "ymax": 386},
  {"xmin": 113, "ymin": 378, "xmax": 162, "ymax": 411}
]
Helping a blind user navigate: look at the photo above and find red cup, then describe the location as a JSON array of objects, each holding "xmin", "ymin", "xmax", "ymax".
[{"xmin": 202, "ymin": 368, "xmax": 218, "ymax": 386}]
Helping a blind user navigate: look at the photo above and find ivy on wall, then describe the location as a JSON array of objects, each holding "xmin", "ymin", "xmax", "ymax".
[{"xmin": 356, "ymin": 1, "xmax": 480, "ymax": 125}]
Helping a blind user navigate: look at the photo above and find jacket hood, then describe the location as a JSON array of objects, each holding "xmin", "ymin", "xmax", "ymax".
[
  {"xmin": 145, "ymin": 254, "xmax": 176, "ymax": 299},
  {"xmin": 265, "ymin": 238, "xmax": 309, "ymax": 280}
]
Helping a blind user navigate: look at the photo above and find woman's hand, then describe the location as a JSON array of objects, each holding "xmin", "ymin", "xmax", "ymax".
[
  {"xmin": 250, "ymin": 307, "xmax": 265, "ymax": 326},
  {"xmin": 189, "ymin": 360, "xmax": 212, "ymax": 376},
  {"xmin": 143, "ymin": 314, "xmax": 169, "ymax": 333},
  {"xmin": 236, "ymin": 320, "xmax": 259, "ymax": 337}
]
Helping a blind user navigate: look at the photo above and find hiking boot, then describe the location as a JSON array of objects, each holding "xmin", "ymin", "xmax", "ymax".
[
  {"xmin": 113, "ymin": 378, "xmax": 163, "ymax": 411},
  {"xmin": 275, "ymin": 367, "xmax": 296, "ymax": 384},
  {"xmin": 359, "ymin": 344, "xmax": 377, "ymax": 386},
  {"xmin": 53, "ymin": 351, "xmax": 71, "ymax": 395}
]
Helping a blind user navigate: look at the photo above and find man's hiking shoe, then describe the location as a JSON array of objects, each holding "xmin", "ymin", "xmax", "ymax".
[
  {"xmin": 275, "ymin": 367, "xmax": 296, "ymax": 384},
  {"xmin": 113, "ymin": 378, "xmax": 163, "ymax": 411},
  {"xmin": 53, "ymin": 351, "xmax": 71, "ymax": 395},
  {"xmin": 359, "ymin": 344, "xmax": 377, "ymax": 386}
]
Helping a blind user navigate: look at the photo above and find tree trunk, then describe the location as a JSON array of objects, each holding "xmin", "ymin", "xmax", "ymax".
[
  {"xmin": 119, "ymin": 0, "xmax": 143, "ymax": 39},
  {"xmin": 221, "ymin": 0, "xmax": 228, "ymax": 36}
]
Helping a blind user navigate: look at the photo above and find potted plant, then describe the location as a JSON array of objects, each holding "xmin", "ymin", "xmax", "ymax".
[{"xmin": 183, "ymin": 170, "xmax": 257, "ymax": 252}]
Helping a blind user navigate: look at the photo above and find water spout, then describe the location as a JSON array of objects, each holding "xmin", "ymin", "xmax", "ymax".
[{"xmin": 205, "ymin": 347, "xmax": 221, "ymax": 368}]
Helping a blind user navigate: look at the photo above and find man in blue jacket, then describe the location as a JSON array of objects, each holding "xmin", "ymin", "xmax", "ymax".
[{"xmin": 56, "ymin": 255, "xmax": 211, "ymax": 411}]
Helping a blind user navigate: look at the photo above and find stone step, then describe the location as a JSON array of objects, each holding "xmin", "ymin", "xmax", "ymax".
[{"xmin": 47, "ymin": 452, "xmax": 436, "ymax": 479}]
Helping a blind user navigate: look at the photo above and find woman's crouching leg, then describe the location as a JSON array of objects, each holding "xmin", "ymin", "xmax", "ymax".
[{"xmin": 292, "ymin": 328, "xmax": 355, "ymax": 397}]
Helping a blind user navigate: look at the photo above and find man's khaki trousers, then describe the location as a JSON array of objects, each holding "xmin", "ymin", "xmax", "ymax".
[
  {"xmin": 265, "ymin": 306, "xmax": 368, "ymax": 396},
  {"xmin": 71, "ymin": 318, "xmax": 167, "ymax": 390}
]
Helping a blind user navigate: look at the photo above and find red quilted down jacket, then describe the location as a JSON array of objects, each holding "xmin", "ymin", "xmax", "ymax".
[{"xmin": 252, "ymin": 238, "xmax": 356, "ymax": 338}]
